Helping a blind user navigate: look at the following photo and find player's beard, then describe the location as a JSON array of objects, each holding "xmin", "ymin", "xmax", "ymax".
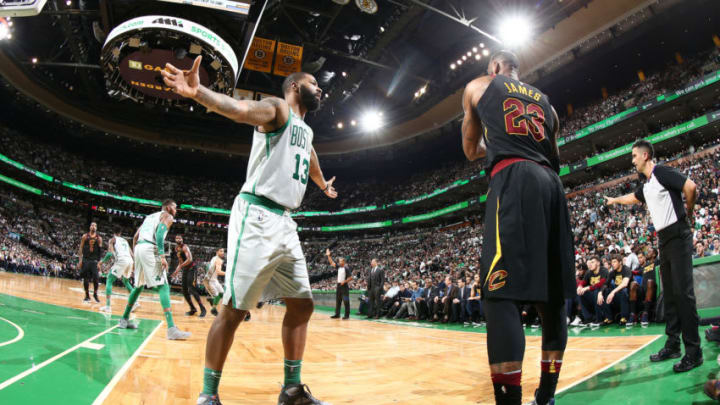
[{"xmin": 300, "ymin": 84, "xmax": 320, "ymax": 112}]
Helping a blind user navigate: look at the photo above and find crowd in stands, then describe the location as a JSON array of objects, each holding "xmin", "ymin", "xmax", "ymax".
[
  {"xmin": 558, "ymin": 47, "xmax": 720, "ymax": 142},
  {"xmin": 1, "ymin": 50, "xmax": 718, "ymax": 214}
]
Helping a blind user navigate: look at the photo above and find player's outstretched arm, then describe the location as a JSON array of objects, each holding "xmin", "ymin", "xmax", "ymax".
[
  {"xmin": 326, "ymin": 249, "xmax": 336, "ymax": 267},
  {"xmin": 162, "ymin": 56, "xmax": 285, "ymax": 127},
  {"xmin": 309, "ymin": 147, "xmax": 337, "ymax": 199},
  {"xmin": 604, "ymin": 194, "xmax": 640, "ymax": 206}
]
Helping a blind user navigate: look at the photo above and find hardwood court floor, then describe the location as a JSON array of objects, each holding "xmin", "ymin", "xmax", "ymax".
[{"xmin": 0, "ymin": 272, "xmax": 659, "ymax": 405}]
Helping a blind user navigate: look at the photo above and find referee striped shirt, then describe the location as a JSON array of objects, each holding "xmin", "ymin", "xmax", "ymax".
[{"xmin": 634, "ymin": 164, "xmax": 687, "ymax": 231}]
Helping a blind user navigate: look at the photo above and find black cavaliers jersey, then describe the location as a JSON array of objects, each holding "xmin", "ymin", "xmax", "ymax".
[
  {"xmin": 476, "ymin": 75, "xmax": 558, "ymax": 173},
  {"xmin": 176, "ymin": 244, "xmax": 188, "ymax": 264},
  {"xmin": 82, "ymin": 234, "xmax": 101, "ymax": 261}
]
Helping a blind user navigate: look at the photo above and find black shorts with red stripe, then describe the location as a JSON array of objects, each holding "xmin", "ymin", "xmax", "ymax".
[{"xmin": 480, "ymin": 158, "xmax": 576, "ymax": 303}]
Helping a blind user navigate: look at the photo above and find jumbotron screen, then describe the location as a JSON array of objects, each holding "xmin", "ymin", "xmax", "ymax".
[{"xmin": 157, "ymin": 0, "xmax": 251, "ymax": 15}]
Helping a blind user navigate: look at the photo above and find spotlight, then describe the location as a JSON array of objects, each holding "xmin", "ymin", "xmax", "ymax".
[
  {"xmin": 66, "ymin": 0, "xmax": 71, "ymax": 5},
  {"xmin": 361, "ymin": 111, "xmax": 383, "ymax": 132},
  {"xmin": 450, "ymin": 63, "xmax": 456, "ymax": 70},
  {"xmin": 8, "ymin": 22, "xmax": 12, "ymax": 27},
  {"xmin": 32, "ymin": 57, "xmax": 38, "ymax": 64},
  {"xmin": 466, "ymin": 51, "xmax": 472, "ymax": 57},
  {"xmin": 462, "ymin": 55, "xmax": 467, "ymax": 61},
  {"xmin": 380, "ymin": 27, "xmax": 385, "ymax": 33},
  {"xmin": 498, "ymin": 16, "xmax": 532, "ymax": 47},
  {"xmin": 325, "ymin": 93, "xmax": 329, "ymax": 98},
  {"xmin": 350, "ymin": 120, "xmax": 357, "ymax": 126},
  {"xmin": 341, "ymin": 71, "xmax": 347, "ymax": 77},
  {"xmin": 473, "ymin": 47, "xmax": 478, "ymax": 53},
  {"xmin": 475, "ymin": 54, "xmax": 481, "ymax": 60},
  {"xmin": 337, "ymin": 122, "xmax": 343, "ymax": 129},
  {"xmin": 414, "ymin": 91, "xmax": 419, "ymax": 98},
  {"xmin": 457, "ymin": 60, "xmax": 462, "ymax": 65},
  {"xmin": 482, "ymin": 49, "xmax": 490, "ymax": 56},
  {"xmin": 419, "ymin": 86, "xmax": 426, "ymax": 95},
  {"xmin": 480, "ymin": 43, "xmax": 485, "ymax": 48}
]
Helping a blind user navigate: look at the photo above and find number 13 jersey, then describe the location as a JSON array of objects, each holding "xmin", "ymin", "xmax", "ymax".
[
  {"xmin": 240, "ymin": 108, "xmax": 314, "ymax": 210},
  {"xmin": 476, "ymin": 75, "xmax": 557, "ymax": 174}
]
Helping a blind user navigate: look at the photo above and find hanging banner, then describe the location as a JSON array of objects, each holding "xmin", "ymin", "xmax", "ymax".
[
  {"xmin": 243, "ymin": 37, "xmax": 275, "ymax": 73},
  {"xmin": 273, "ymin": 42, "xmax": 303, "ymax": 77}
]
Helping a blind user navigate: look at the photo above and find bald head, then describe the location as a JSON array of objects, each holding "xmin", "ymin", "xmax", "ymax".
[
  {"xmin": 488, "ymin": 50, "xmax": 520, "ymax": 78},
  {"xmin": 282, "ymin": 72, "xmax": 311, "ymax": 95}
]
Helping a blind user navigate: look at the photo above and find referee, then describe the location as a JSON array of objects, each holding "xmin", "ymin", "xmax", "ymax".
[
  {"xmin": 605, "ymin": 139, "xmax": 701, "ymax": 373},
  {"xmin": 326, "ymin": 248, "xmax": 353, "ymax": 319}
]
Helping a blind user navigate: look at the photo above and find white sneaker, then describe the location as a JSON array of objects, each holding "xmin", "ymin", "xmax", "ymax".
[
  {"xmin": 131, "ymin": 302, "xmax": 140, "ymax": 312},
  {"xmin": 167, "ymin": 326, "xmax": 191, "ymax": 340},
  {"xmin": 570, "ymin": 316, "xmax": 582, "ymax": 326},
  {"xmin": 99, "ymin": 306, "xmax": 111, "ymax": 313},
  {"xmin": 118, "ymin": 318, "xmax": 138, "ymax": 329}
]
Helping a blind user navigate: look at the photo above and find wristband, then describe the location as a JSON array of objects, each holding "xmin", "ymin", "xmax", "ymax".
[{"xmin": 322, "ymin": 184, "xmax": 329, "ymax": 192}]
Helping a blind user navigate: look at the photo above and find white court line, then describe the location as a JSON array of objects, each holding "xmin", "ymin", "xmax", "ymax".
[
  {"xmin": 80, "ymin": 342, "xmax": 105, "ymax": 350},
  {"xmin": 91, "ymin": 321, "xmax": 163, "ymax": 405},
  {"xmin": 550, "ymin": 334, "xmax": 663, "ymax": 400},
  {"xmin": 0, "ymin": 325, "xmax": 119, "ymax": 390},
  {"xmin": 22, "ymin": 309, "xmax": 45, "ymax": 315},
  {"xmin": 0, "ymin": 316, "xmax": 24, "ymax": 347}
]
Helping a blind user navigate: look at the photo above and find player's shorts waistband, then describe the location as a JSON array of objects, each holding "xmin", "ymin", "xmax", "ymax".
[
  {"xmin": 239, "ymin": 192, "xmax": 290, "ymax": 216},
  {"xmin": 490, "ymin": 157, "xmax": 548, "ymax": 178},
  {"xmin": 137, "ymin": 239, "xmax": 156, "ymax": 246}
]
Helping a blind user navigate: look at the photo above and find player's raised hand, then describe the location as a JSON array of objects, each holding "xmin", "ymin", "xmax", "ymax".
[
  {"xmin": 324, "ymin": 176, "xmax": 338, "ymax": 199},
  {"xmin": 603, "ymin": 196, "xmax": 616, "ymax": 206},
  {"xmin": 162, "ymin": 55, "xmax": 202, "ymax": 98},
  {"xmin": 326, "ymin": 248, "xmax": 331, "ymax": 256}
]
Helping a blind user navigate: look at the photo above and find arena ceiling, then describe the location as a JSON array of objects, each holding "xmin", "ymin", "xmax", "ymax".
[{"xmin": 0, "ymin": 0, "xmax": 699, "ymax": 157}]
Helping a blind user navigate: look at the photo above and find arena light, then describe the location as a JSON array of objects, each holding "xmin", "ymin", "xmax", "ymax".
[
  {"xmin": 450, "ymin": 63, "xmax": 456, "ymax": 70},
  {"xmin": 31, "ymin": 57, "xmax": 37, "ymax": 64},
  {"xmin": 475, "ymin": 54, "xmax": 481, "ymax": 61},
  {"xmin": 350, "ymin": 120, "xmax": 357, "ymax": 126},
  {"xmin": 361, "ymin": 110, "xmax": 383, "ymax": 132},
  {"xmin": 482, "ymin": 49, "xmax": 490, "ymax": 56},
  {"xmin": 472, "ymin": 47, "xmax": 478, "ymax": 53},
  {"xmin": 337, "ymin": 122, "xmax": 344, "ymax": 129},
  {"xmin": 498, "ymin": 16, "xmax": 532, "ymax": 48}
]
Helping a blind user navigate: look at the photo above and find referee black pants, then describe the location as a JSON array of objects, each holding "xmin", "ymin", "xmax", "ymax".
[
  {"xmin": 658, "ymin": 221, "xmax": 701, "ymax": 358},
  {"xmin": 335, "ymin": 283, "xmax": 350, "ymax": 318}
]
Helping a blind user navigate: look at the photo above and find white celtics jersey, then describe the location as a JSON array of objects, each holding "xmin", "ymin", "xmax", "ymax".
[
  {"xmin": 114, "ymin": 237, "xmax": 132, "ymax": 261},
  {"xmin": 240, "ymin": 109, "xmax": 313, "ymax": 210},
  {"xmin": 206, "ymin": 255, "xmax": 222, "ymax": 281},
  {"xmin": 137, "ymin": 211, "xmax": 162, "ymax": 247}
]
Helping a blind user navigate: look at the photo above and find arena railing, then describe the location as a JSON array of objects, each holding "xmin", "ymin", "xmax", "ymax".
[
  {"xmin": 1, "ymin": 108, "xmax": 719, "ymax": 230},
  {"xmin": 0, "ymin": 69, "xmax": 719, "ymax": 218}
]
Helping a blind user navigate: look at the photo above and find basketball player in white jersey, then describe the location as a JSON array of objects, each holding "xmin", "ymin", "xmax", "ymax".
[
  {"xmin": 98, "ymin": 227, "xmax": 136, "ymax": 313},
  {"xmin": 163, "ymin": 57, "xmax": 337, "ymax": 405},
  {"xmin": 117, "ymin": 199, "xmax": 191, "ymax": 340},
  {"xmin": 204, "ymin": 248, "xmax": 226, "ymax": 316}
]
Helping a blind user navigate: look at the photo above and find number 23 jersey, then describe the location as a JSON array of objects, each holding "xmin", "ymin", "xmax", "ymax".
[
  {"xmin": 240, "ymin": 108, "xmax": 313, "ymax": 210},
  {"xmin": 475, "ymin": 75, "xmax": 557, "ymax": 173}
]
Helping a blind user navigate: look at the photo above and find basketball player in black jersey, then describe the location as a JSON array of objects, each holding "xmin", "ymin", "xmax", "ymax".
[
  {"xmin": 461, "ymin": 51, "xmax": 575, "ymax": 405},
  {"xmin": 171, "ymin": 234, "xmax": 206, "ymax": 317},
  {"xmin": 78, "ymin": 222, "xmax": 103, "ymax": 303}
]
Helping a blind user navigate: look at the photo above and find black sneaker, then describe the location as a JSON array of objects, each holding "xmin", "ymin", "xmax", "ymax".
[
  {"xmin": 673, "ymin": 354, "xmax": 703, "ymax": 373},
  {"xmin": 244, "ymin": 312, "xmax": 251, "ymax": 322},
  {"xmin": 528, "ymin": 389, "xmax": 555, "ymax": 405},
  {"xmin": 211, "ymin": 308, "xmax": 218, "ymax": 316},
  {"xmin": 650, "ymin": 347, "xmax": 681, "ymax": 362},
  {"xmin": 93, "ymin": 293, "xmax": 100, "ymax": 303},
  {"xmin": 186, "ymin": 309, "xmax": 197, "ymax": 316},
  {"xmin": 83, "ymin": 297, "xmax": 91, "ymax": 303},
  {"xmin": 277, "ymin": 383, "xmax": 330, "ymax": 405},
  {"xmin": 706, "ymin": 326, "xmax": 720, "ymax": 343},
  {"xmin": 330, "ymin": 315, "xmax": 340, "ymax": 319},
  {"xmin": 342, "ymin": 316, "xmax": 349, "ymax": 320},
  {"xmin": 199, "ymin": 308, "xmax": 207, "ymax": 318}
]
